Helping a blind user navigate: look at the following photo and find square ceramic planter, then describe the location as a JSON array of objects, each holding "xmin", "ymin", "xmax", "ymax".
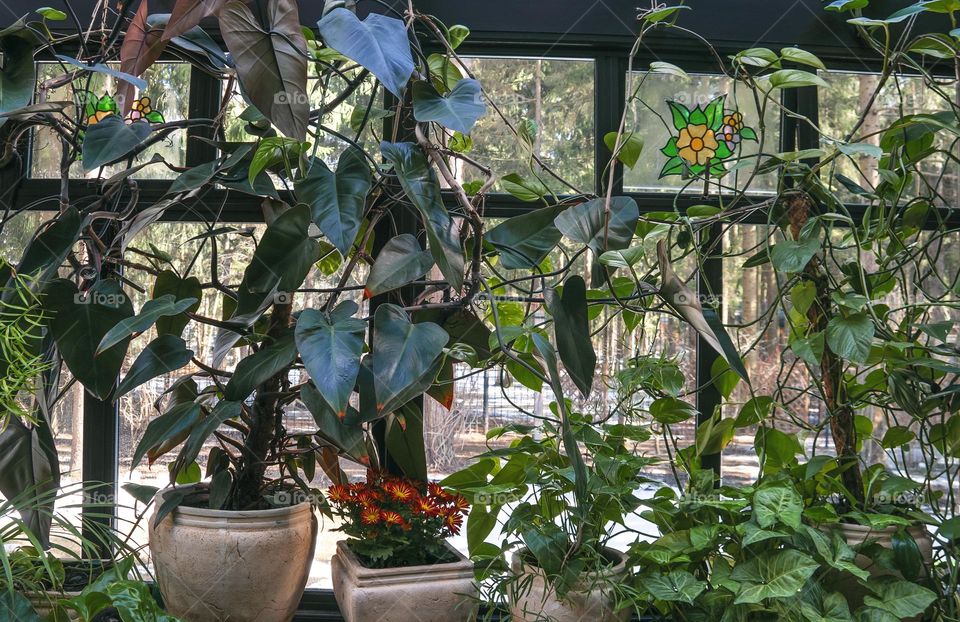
[{"xmin": 332, "ymin": 540, "xmax": 478, "ymax": 622}]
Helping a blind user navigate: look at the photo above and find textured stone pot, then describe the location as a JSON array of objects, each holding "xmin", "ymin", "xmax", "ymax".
[
  {"xmin": 331, "ymin": 539, "xmax": 478, "ymax": 622},
  {"xmin": 510, "ymin": 547, "xmax": 631, "ymax": 622},
  {"xmin": 825, "ymin": 522, "xmax": 933, "ymax": 621},
  {"xmin": 149, "ymin": 487, "xmax": 318, "ymax": 622}
]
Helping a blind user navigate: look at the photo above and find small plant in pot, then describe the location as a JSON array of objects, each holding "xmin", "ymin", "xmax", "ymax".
[
  {"xmin": 327, "ymin": 472, "xmax": 476, "ymax": 622},
  {"xmin": 446, "ymin": 381, "xmax": 657, "ymax": 622}
]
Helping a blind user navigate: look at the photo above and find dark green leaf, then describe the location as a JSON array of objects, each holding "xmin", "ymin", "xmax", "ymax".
[
  {"xmin": 97, "ymin": 295, "xmax": 198, "ymax": 354},
  {"xmin": 220, "ymin": 0, "xmax": 309, "ymax": 140},
  {"xmin": 131, "ymin": 402, "xmax": 203, "ymax": 469},
  {"xmin": 386, "ymin": 403, "xmax": 427, "ymax": 480},
  {"xmin": 545, "ymin": 276, "xmax": 596, "ymax": 397},
  {"xmin": 500, "ymin": 173, "xmax": 550, "ymax": 202},
  {"xmin": 115, "ymin": 336, "xmax": 193, "ymax": 398},
  {"xmin": 152, "ymin": 270, "xmax": 202, "ymax": 337},
  {"xmin": 485, "ymin": 205, "xmax": 564, "ymax": 270},
  {"xmin": 239, "ymin": 204, "xmax": 320, "ymax": 294},
  {"xmin": 826, "ymin": 313, "xmax": 874, "ymax": 364},
  {"xmin": 296, "ymin": 149, "xmax": 372, "ymax": 257},
  {"xmin": 302, "ymin": 384, "xmax": 369, "ymax": 463},
  {"xmin": 554, "ymin": 197, "xmax": 639, "ymax": 256},
  {"xmin": 364, "ymin": 234, "xmax": 434, "ymax": 297},
  {"xmin": 45, "ymin": 279, "xmax": 134, "ymax": 400},
  {"xmin": 603, "ymin": 131, "xmax": 644, "ymax": 168},
  {"xmin": 316, "ymin": 8, "xmax": 414, "ymax": 98},
  {"xmin": 295, "ymin": 301, "xmax": 366, "ymax": 417},
  {"xmin": 381, "ymin": 142, "xmax": 464, "ymax": 290},
  {"xmin": 82, "ymin": 116, "xmax": 152, "ymax": 171},
  {"xmin": 17, "ymin": 206, "xmax": 82, "ymax": 279},
  {"xmin": 412, "ymin": 78, "xmax": 486, "ymax": 134},
  {"xmin": 224, "ymin": 331, "xmax": 296, "ymax": 401}
]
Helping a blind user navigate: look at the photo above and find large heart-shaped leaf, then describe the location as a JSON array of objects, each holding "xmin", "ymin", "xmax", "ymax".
[
  {"xmin": 97, "ymin": 295, "xmax": 198, "ymax": 354},
  {"xmin": 115, "ymin": 335, "xmax": 193, "ymax": 398},
  {"xmin": 45, "ymin": 279, "xmax": 134, "ymax": 400},
  {"xmin": 381, "ymin": 142, "xmax": 464, "ymax": 291},
  {"xmin": 554, "ymin": 196, "xmax": 639, "ymax": 256},
  {"xmin": 152, "ymin": 270, "xmax": 202, "ymax": 337},
  {"xmin": 545, "ymin": 276, "xmax": 596, "ymax": 397},
  {"xmin": 731, "ymin": 549, "xmax": 819, "ymax": 604},
  {"xmin": 316, "ymin": 8, "xmax": 414, "ymax": 98},
  {"xmin": 295, "ymin": 149, "xmax": 372, "ymax": 257},
  {"xmin": 239, "ymin": 204, "xmax": 319, "ymax": 294},
  {"xmin": 485, "ymin": 205, "xmax": 564, "ymax": 270},
  {"xmin": 0, "ymin": 32, "xmax": 37, "ymax": 124},
  {"xmin": 826, "ymin": 313, "xmax": 874, "ymax": 364},
  {"xmin": 162, "ymin": 0, "xmax": 227, "ymax": 41},
  {"xmin": 82, "ymin": 116, "xmax": 152, "ymax": 171},
  {"xmin": 224, "ymin": 331, "xmax": 296, "ymax": 401},
  {"xmin": 220, "ymin": 0, "xmax": 308, "ymax": 140},
  {"xmin": 753, "ymin": 484, "xmax": 803, "ymax": 529},
  {"xmin": 644, "ymin": 571, "xmax": 707, "ymax": 604},
  {"xmin": 130, "ymin": 402, "xmax": 203, "ymax": 469},
  {"xmin": 371, "ymin": 304, "xmax": 448, "ymax": 417},
  {"xmin": 364, "ymin": 234, "xmax": 434, "ymax": 298},
  {"xmin": 412, "ymin": 79, "xmax": 486, "ymax": 134},
  {"xmin": 17, "ymin": 206, "xmax": 82, "ymax": 280},
  {"xmin": 295, "ymin": 301, "xmax": 366, "ymax": 417}
]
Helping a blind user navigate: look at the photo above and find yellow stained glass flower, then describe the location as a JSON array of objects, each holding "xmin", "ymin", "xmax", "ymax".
[
  {"xmin": 86, "ymin": 110, "xmax": 113, "ymax": 125},
  {"xmin": 677, "ymin": 124, "xmax": 718, "ymax": 166},
  {"xmin": 723, "ymin": 112, "xmax": 744, "ymax": 131}
]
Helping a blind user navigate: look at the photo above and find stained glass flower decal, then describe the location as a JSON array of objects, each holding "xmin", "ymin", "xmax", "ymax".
[
  {"xmin": 659, "ymin": 95, "xmax": 757, "ymax": 179},
  {"xmin": 83, "ymin": 91, "xmax": 117, "ymax": 125},
  {"xmin": 127, "ymin": 96, "xmax": 165, "ymax": 124}
]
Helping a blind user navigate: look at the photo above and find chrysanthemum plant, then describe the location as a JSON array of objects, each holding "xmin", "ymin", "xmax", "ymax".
[{"xmin": 328, "ymin": 475, "xmax": 468, "ymax": 568}]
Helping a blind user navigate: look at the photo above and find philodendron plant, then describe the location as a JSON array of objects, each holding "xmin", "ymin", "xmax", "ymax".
[{"xmin": 0, "ymin": 0, "xmax": 743, "ymax": 532}]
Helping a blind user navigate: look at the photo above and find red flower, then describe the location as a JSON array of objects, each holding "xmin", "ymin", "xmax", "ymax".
[
  {"xmin": 413, "ymin": 496, "xmax": 442, "ymax": 517},
  {"xmin": 328, "ymin": 485, "xmax": 352, "ymax": 504},
  {"xmin": 381, "ymin": 510, "xmax": 406, "ymax": 527},
  {"xmin": 385, "ymin": 480, "xmax": 416, "ymax": 502},
  {"xmin": 444, "ymin": 511, "xmax": 463, "ymax": 535},
  {"xmin": 451, "ymin": 494, "xmax": 470, "ymax": 512},
  {"xmin": 360, "ymin": 506, "xmax": 381, "ymax": 525},
  {"xmin": 355, "ymin": 490, "xmax": 382, "ymax": 507},
  {"xmin": 428, "ymin": 482, "xmax": 452, "ymax": 501}
]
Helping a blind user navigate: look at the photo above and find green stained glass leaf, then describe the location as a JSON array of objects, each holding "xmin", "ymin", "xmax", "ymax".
[
  {"xmin": 667, "ymin": 101, "xmax": 690, "ymax": 131},
  {"xmin": 661, "ymin": 136, "xmax": 679, "ymax": 157},
  {"xmin": 703, "ymin": 96, "xmax": 725, "ymax": 131}
]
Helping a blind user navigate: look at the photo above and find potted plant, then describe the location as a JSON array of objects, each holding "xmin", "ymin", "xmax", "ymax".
[
  {"xmin": 326, "ymin": 472, "xmax": 476, "ymax": 622},
  {"xmin": 445, "ymin": 350, "xmax": 658, "ymax": 622}
]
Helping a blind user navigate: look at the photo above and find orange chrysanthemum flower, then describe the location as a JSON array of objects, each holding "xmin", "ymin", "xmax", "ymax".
[
  {"xmin": 451, "ymin": 494, "xmax": 470, "ymax": 512},
  {"xmin": 328, "ymin": 484, "xmax": 352, "ymax": 504},
  {"xmin": 413, "ymin": 496, "xmax": 441, "ymax": 516},
  {"xmin": 444, "ymin": 512, "xmax": 463, "ymax": 535},
  {"xmin": 385, "ymin": 480, "xmax": 416, "ymax": 502},
  {"xmin": 428, "ymin": 483, "xmax": 451, "ymax": 500},
  {"xmin": 360, "ymin": 506, "xmax": 381, "ymax": 525},
  {"xmin": 381, "ymin": 510, "xmax": 406, "ymax": 527}
]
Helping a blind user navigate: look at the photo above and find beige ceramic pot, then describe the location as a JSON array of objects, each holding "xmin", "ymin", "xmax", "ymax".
[
  {"xmin": 149, "ymin": 487, "xmax": 318, "ymax": 622},
  {"xmin": 331, "ymin": 539, "xmax": 478, "ymax": 622},
  {"xmin": 509, "ymin": 546, "xmax": 631, "ymax": 622}
]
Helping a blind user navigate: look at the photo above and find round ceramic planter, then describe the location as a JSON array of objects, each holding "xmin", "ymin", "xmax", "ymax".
[
  {"xmin": 509, "ymin": 546, "xmax": 631, "ymax": 622},
  {"xmin": 824, "ymin": 522, "xmax": 933, "ymax": 621},
  {"xmin": 331, "ymin": 539, "xmax": 478, "ymax": 622},
  {"xmin": 149, "ymin": 487, "xmax": 318, "ymax": 622}
]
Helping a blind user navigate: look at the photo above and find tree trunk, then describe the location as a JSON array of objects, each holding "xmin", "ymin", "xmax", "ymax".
[{"xmin": 234, "ymin": 302, "xmax": 292, "ymax": 509}]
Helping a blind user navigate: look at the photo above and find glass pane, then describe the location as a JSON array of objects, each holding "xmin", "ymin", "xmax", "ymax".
[
  {"xmin": 819, "ymin": 71, "xmax": 960, "ymax": 206},
  {"xmin": 221, "ymin": 71, "xmax": 380, "ymax": 169},
  {"xmin": 31, "ymin": 63, "xmax": 191, "ymax": 179},
  {"xmin": 457, "ymin": 57, "xmax": 596, "ymax": 195},
  {"xmin": 623, "ymin": 72, "xmax": 780, "ymax": 195}
]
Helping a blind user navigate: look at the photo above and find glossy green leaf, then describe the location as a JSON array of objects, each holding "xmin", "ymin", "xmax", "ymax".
[
  {"xmin": 365, "ymin": 234, "xmax": 434, "ymax": 297},
  {"xmin": 650, "ymin": 396, "xmax": 696, "ymax": 424},
  {"xmin": 735, "ymin": 396, "xmax": 774, "ymax": 427},
  {"xmin": 386, "ymin": 402, "xmax": 427, "ymax": 480},
  {"xmin": 152, "ymin": 271, "xmax": 203, "ymax": 337},
  {"xmin": 645, "ymin": 571, "xmax": 707, "ymax": 604},
  {"xmin": 296, "ymin": 149, "xmax": 372, "ymax": 257},
  {"xmin": 753, "ymin": 484, "xmax": 802, "ymax": 529},
  {"xmin": 604, "ymin": 131, "xmax": 644, "ymax": 168},
  {"xmin": 731, "ymin": 550, "xmax": 819, "ymax": 604},
  {"xmin": 17, "ymin": 206, "xmax": 82, "ymax": 280},
  {"xmin": 0, "ymin": 32, "xmax": 37, "ymax": 125},
  {"xmin": 115, "ymin": 335, "xmax": 193, "ymax": 398},
  {"xmin": 301, "ymin": 384, "xmax": 369, "ymax": 463},
  {"xmin": 223, "ymin": 331, "xmax": 296, "ymax": 401},
  {"xmin": 172, "ymin": 400, "xmax": 242, "ymax": 478},
  {"xmin": 863, "ymin": 579, "xmax": 937, "ymax": 618},
  {"xmin": 82, "ymin": 116, "xmax": 152, "ymax": 171},
  {"xmin": 371, "ymin": 304, "xmax": 448, "ymax": 416},
  {"xmin": 780, "ymin": 47, "xmax": 826, "ymax": 69},
  {"xmin": 239, "ymin": 204, "xmax": 320, "ymax": 294},
  {"xmin": 826, "ymin": 313, "xmax": 874, "ymax": 364},
  {"xmin": 220, "ymin": 0, "xmax": 309, "ymax": 140},
  {"xmin": 97, "ymin": 295, "xmax": 198, "ymax": 354},
  {"xmin": 316, "ymin": 8, "xmax": 414, "ymax": 98},
  {"xmin": 545, "ymin": 276, "xmax": 595, "ymax": 397},
  {"xmin": 486, "ymin": 205, "xmax": 565, "ymax": 270},
  {"xmin": 768, "ymin": 69, "xmax": 828, "ymax": 89},
  {"xmin": 131, "ymin": 402, "xmax": 203, "ymax": 470},
  {"xmin": 554, "ymin": 197, "xmax": 639, "ymax": 256},
  {"xmin": 412, "ymin": 78, "xmax": 486, "ymax": 134},
  {"xmin": 45, "ymin": 279, "xmax": 134, "ymax": 400},
  {"xmin": 295, "ymin": 301, "xmax": 366, "ymax": 417},
  {"xmin": 500, "ymin": 173, "xmax": 550, "ymax": 202},
  {"xmin": 381, "ymin": 142, "xmax": 464, "ymax": 290}
]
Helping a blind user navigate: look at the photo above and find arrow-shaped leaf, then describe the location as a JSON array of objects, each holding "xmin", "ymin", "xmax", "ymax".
[
  {"xmin": 223, "ymin": 331, "xmax": 296, "ymax": 401},
  {"xmin": 115, "ymin": 335, "xmax": 194, "ymax": 398},
  {"xmin": 295, "ymin": 149, "xmax": 372, "ymax": 257},
  {"xmin": 412, "ymin": 79, "xmax": 486, "ymax": 134},
  {"xmin": 545, "ymin": 275, "xmax": 596, "ymax": 397},
  {"xmin": 97, "ymin": 295, "xmax": 198, "ymax": 354},
  {"xmin": 295, "ymin": 301, "xmax": 366, "ymax": 418},
  {"xmin": 365, "ymin": 234, "xmax": 434, "ymax": 298}
]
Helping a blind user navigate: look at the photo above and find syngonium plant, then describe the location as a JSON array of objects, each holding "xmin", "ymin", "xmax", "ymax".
[{"xmin": 0, "ymin": 0, "xmax": 745, "ymax": 531}]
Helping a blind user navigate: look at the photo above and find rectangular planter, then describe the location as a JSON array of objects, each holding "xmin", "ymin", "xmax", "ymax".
[{"xmin": 331, "ymin": 540, "xmax": 478, "ymax": 622}]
